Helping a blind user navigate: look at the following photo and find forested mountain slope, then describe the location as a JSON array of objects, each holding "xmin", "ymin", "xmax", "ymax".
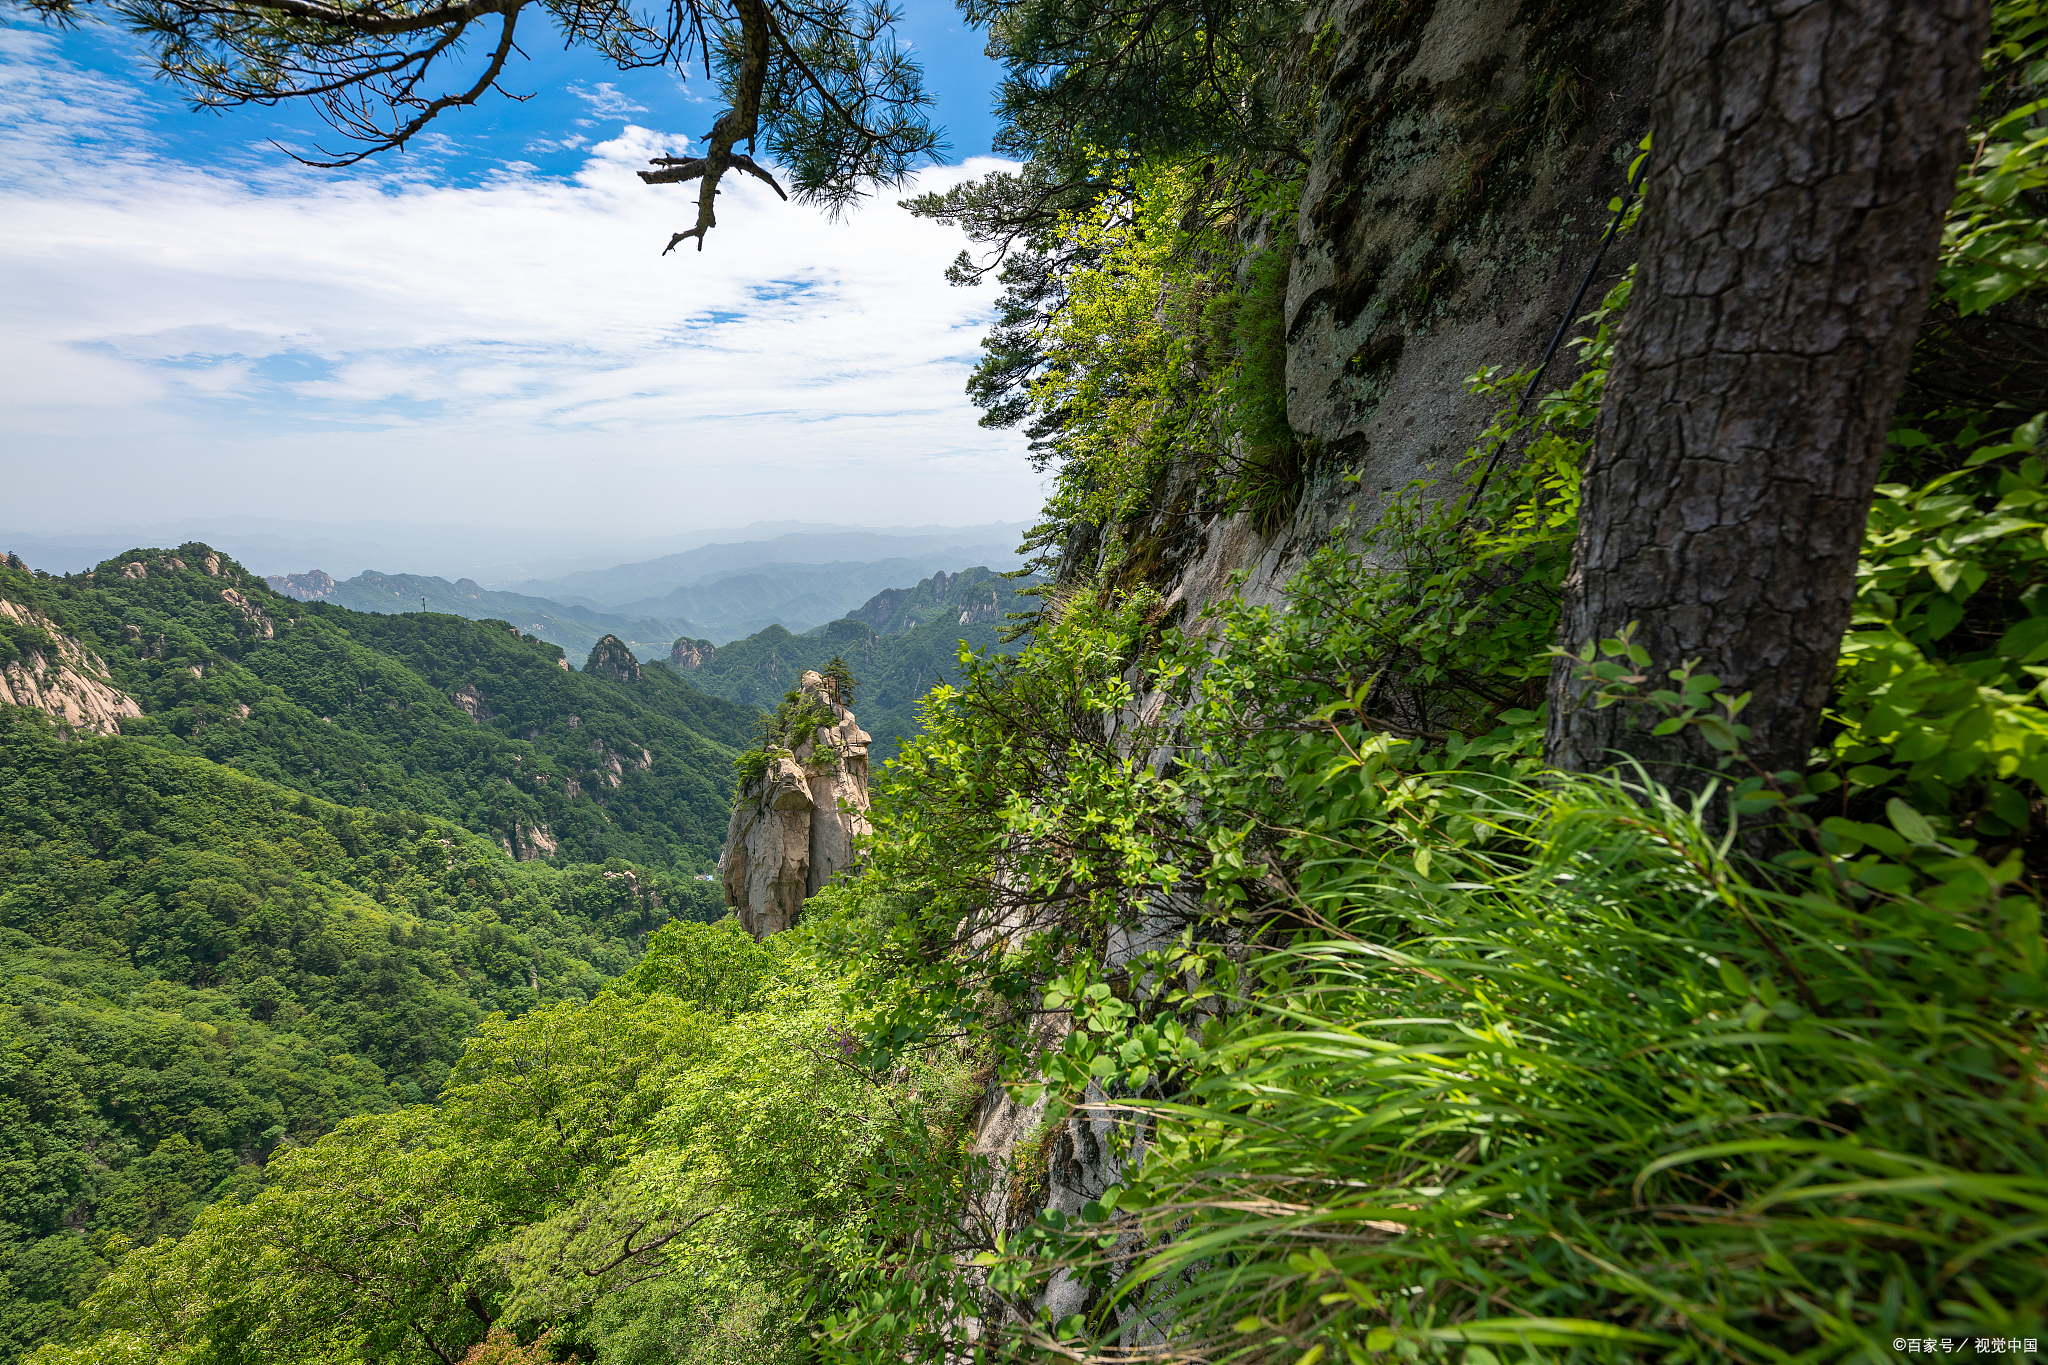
[
  {"xmin": 670, "ymin": 567, "xmax": 1036, "ymax": 762},
  {"xmin": 0, "ymin": 708, "xmax": 723, "ymax": 1361},
  {"xmin": 0, "ymin": 548, "xmax": 757, "ymax": 871},
  {"xmin": 603, "ymin": 556, "xmax": 1026, "ymax": 641}
]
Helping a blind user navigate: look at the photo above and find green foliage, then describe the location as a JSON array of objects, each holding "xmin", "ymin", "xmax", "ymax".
[
  {"xmin": 1213, "ymin": 231, "xmax": 1302, "ymax": 534},
  {"xmin": 1012, "ymin": 160, "xmax": 1309, "ymax": 562},
  {"xmin": 1938, "ymin": 0, "xmax": 2048, "ymax": 315},
  {"xmin": 1042, "ymin": 777, "xmax": 2047, "ymax": 1360},
  {"xmin": 819, "ymin": 29, "xmax": 2048, "ymax": 1348},
  {"xmin": 1827, "ymin": 413, "xmax": 2048, "ymax": 836},
  {"xmin": 25, "ymin": 15, "xmax": 2048, "ymax": 1365},
  {"xmin": 0, "ymin": 616, "xmax": 55, "ymax": 669},
  {"xmin": 37, "ymin": 908, "xmax": 975, "ymax": 1365},
  {"xmin": 821, "ymin": 655, "xmax": 858, "ymax": 706},
  {"xmin": 0, "ymin": 708, "xmax": 715, "ymax": 1361},
  {"xmin": 728, "ymin": 674, "xmax": 850, "ymax": 796}
]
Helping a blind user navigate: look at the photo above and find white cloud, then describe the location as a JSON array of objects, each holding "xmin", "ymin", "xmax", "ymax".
[
  {"xmin": 569, "ymin": 81, "xmax": 651, "ymax": 116},
  {"xmin": 0, "ymin": 32, "xmax": 1040, "ymax": 534}
]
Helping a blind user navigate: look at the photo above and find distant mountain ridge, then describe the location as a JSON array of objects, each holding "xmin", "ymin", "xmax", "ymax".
[
  {"xmin": 0, "ymin": 517, "xmax": 1031, "ymax": 582},
  {"xmin": 258, "ymin": 548, "xmax": 1031, "ymax": 661},
  {"xmin": 670, "ymin": 566, "xmax": 1038, "ymax": 764},
  {"xmin": 293, "ymin": 570, "xmax": 697, "ymax": 660},
  {"xmin": 600, "ymin": 555, "xmax": 1018, "ymax": 633},
  {"xmin": 511, "ymin": 529, "xmax": 1025, "ymax": 608}
]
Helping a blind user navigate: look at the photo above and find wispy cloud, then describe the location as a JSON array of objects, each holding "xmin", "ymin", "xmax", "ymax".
[
  {"xmin": 0, "ymin": 29, "xmax": 1038, "ymax": 534},
  {"xmin": 569, "ymin": 81, "xmax": 651, "ymax": 116}
]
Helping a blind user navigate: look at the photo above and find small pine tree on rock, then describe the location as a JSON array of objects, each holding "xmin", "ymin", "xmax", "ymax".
[{"xmin": 822, "ymin": 656, "xmax": 858, "ymax": 706}]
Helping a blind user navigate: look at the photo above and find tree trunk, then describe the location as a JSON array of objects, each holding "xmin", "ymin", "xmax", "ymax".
[{"xmin": 1544, "ymin": 0, "xmax": 1990, "ymax": 789}]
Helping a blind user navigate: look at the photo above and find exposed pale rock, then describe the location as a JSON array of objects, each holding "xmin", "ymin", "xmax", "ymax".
[
  {"xmin": 586, "ymin": 634, "xmax": 642, "ymax": 682},
  {"xmin": 120, "ymin": 561, "xmax": 147, "ymax": 580},
  {"xmin": 452, "ymin": 684, "xmax": 491, "ymax": 720},
  {"xmin": 669, "ymin": 637, "xmax": 715, "ymax": 669},
  {"xmin": 265, "ymin": 569, "xmax": 335, "ymax": 599},
  {"xmin": 0, "ymin": 599, "xmax": 143, "ymax": 736},
  {"xmin": 508, "ymin": 820, "xmax": 558, "ymax": 861},
  {"xmin": 719, "ymin": 670, "xmax": 872, "ymax": 938},
  {"xmin": 219, "ymin": 588, "xmax": 276, "ymax": 638}
]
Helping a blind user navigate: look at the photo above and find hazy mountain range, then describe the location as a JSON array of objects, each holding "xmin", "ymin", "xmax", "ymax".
[
  {"xmin": 669, "ymin": 565, "xmax": 1040, "ymax": 764},
  {"xmin": 512, "ymin": 529, "xmax": 1024, "ymax": 607},
  {"xmin": 245, "ymin": 524, "xmax": 1030, "ymax": 656},
  {"xmin": 0, "ymin": 517, "xmax": 1028, "ymax": 585}
]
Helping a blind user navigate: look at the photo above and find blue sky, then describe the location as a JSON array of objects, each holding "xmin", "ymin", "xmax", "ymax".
[{"xmin": 0, "ymin": 5, "xmax": 1042, "ymax": 545}]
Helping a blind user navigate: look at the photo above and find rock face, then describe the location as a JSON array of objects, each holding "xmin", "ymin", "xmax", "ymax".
[
  {"xmin": 961, "ymin": 0, "xmax": 1665, "ymax": 1332},
  {"xmin": 265, "ymin": 570, "xmax": 337, "ymax": 600},
  {"xmin": 219, "ymin": 587, "xmax": 277, "ymax": 639},
  {"xmin": 1060, "ymin": 0, "xmax": 1659, "ymax": 636},
  {"xmin": 719, "ymin": 670, "xmax": 872, "ymax": 938},
  {"xmin": 0, "ymin": 598, "xmax": 143, "ymax": 737},
  {"xmin": 585, "ymin": 634, "xmax": 641, "ymax": 683},
  {"xmin": 451, "ymin": 683, "xmax": 492, "ymax": 720},
  {"xmin": 505, "ymin": 819, "xmax": 559, "ymax": 861},
  {"xmin": 669, "ymin": 637, "xmax": 715, "ymax": 669}
]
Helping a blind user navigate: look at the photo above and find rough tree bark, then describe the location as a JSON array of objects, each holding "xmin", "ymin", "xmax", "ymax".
[{"xmin": 1544, "ymin": 0, "xmax": 1991, "ymax": 788}]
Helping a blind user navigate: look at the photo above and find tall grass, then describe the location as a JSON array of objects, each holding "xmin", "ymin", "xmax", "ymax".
[{"xmin": 1081, "ymin": 775, "xmax": 2048, "ymax": 1362}]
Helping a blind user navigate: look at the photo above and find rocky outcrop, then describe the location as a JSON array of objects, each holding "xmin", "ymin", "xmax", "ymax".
[
  {"xmin": 719, "ymin": 670, "xmax": 872, "ymax": 938},
  {"xmin": 265, "ymin": 570, "xmax": 336, "ymax": 600},
  {"xmin": 452, "ymin": 683, "xmax": 492, "ymax": 720},
  {"xmin": 585, "ymin": 634, "xmax": 641, "ymax": 683},
  {"xmin": 219, "ymin": 587, "xmax": 277, "ymax": 639},
  {"xmin": 0, "ymin": 599, "xmax": 143, "ymax": 737},
  {"xmin": 504, "ymin": 819, "xmax": 559, "ymax": 861},
  {"xmin": 1066, "ymin": 0, "xmax": 1660, "ymax": 635},
  {"xmin": 669, "ymin": 637, "xmax": 715, "ymax": 669}
]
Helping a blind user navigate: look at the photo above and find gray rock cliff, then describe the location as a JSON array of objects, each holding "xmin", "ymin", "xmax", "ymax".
[
  {"xmin": 584, "ymin": 634, "xmax": 642, "ymax": 682},
  {"xmin": 718, "ymin": 669, "xmax": 872, "ymax": 937}
]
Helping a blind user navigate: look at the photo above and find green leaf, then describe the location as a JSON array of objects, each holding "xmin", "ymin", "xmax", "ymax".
[
  {"xmin": 1887, "ymin": 798, "xmax": 1937, "ymax": 846},
  {"xmin": 1925, "ymin": 595, "xmax": 1967, "ymax": 641},
  {"xmin": 1694, "ymin": 715, "xmax": 1742, "ymax": 753}
]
